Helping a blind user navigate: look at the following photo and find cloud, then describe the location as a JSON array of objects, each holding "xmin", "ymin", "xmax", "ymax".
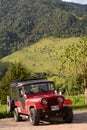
[{"xmin": 62, "ymin": 0, "xmax": 87, "ymax": 4}]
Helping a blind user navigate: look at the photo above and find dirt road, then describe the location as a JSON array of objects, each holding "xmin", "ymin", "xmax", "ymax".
[{"xmin": 0, "ymin": 110, "xmax": 87, "ymax": 130}]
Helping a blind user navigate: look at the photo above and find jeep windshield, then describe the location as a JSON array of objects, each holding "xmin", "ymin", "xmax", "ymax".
[{"xmin": 24, "ymin": 82, "xmax": 55, "ymax": 94}]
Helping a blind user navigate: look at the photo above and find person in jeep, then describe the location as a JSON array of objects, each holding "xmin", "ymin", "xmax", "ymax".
[
  {"xmin": 20, "ymin": 86, "xmax": 27, "ymax": 99},
  {"xmin": 7, "ymin": 78, "xmax": 73, "ymax": 126}
]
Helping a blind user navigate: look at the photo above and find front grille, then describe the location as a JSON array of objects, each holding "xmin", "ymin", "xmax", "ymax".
[{"xmin": 48, "ymin": 97, "xmax": 58, "ymax": 106}]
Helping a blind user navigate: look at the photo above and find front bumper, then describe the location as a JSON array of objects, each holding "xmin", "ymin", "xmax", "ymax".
[{"xmin": 38, "ymin": 106, "xmax": 72, "ymax": 119}]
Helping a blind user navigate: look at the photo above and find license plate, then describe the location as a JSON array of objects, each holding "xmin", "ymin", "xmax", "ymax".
[{"xmin": 51, "ymin": 105, "xmax": 59, "ymax": 111}]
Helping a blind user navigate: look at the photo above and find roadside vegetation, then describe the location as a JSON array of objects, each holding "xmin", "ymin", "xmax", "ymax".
[{"xmin": 0, "ymin": 104, "xmax": 13, "ymax": 118}]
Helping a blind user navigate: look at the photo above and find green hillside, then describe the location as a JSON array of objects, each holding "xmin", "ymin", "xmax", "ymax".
[
  {"xmin": 0, "ymin": 0, "xmax": 87, "ymax": 58},
  {"xmin": 1, "ymin": 37, "xmax": 81, "ymax": 73}
]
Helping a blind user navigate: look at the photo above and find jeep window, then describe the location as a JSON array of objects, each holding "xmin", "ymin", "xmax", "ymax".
[{"xmin": 24, "ymin": 82, "xmax": 54, "ymax": 94}]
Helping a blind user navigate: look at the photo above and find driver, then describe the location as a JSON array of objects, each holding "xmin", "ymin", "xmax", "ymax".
[{"xmin": 21, "ymin": 86, "xmax": 27, "ymax": 99}]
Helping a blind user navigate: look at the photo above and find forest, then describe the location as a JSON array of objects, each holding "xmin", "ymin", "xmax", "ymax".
[{"xmin": 0, "ymin": 0, "xmax": 87, "ymax": 58}]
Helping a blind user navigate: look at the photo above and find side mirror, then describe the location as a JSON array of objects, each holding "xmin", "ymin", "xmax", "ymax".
[{"xmin": 59, "ymin": 88, "xmax": 65, "ymax": 95}]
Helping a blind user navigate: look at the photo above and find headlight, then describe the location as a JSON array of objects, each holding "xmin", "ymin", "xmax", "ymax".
[
  {"xmin": 57, "ymin": 97, "xmax": 63, "ymax": 103},
  {"xmin": 41, "ymin": 98, "xmax": 48, "ymax": 105}
]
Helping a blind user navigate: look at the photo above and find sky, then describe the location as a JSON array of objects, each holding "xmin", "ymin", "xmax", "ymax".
[{"xmin": 62, "ymin": 0, "xmax": 87, "ymax": 4}]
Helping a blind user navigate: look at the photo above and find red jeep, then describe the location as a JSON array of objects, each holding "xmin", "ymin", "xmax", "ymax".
[{"xmin": 7, "ymin": 78, "xmax": 73, "ymax": 125}]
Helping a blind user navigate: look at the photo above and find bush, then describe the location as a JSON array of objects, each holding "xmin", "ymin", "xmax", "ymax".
[{"xmin": 0, "ymin": 104, "xmax": 13, "ymax": 119}]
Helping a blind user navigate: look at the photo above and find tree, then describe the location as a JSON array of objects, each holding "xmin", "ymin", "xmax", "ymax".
[
  {"xmin": 58, "ymin": 37, "xmax": 87, "ymax": 104},
  {"xmin": 0, "ymin": 61, "xmax": 31, "ymax": 101}
]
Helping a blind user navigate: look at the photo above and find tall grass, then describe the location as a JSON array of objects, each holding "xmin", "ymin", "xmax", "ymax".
[
  {"xmin": 66, "ymin": 94, "xmax": 87, "ymax": 109},
  {"xmin": 0, "ymin": 104, "xmax": 13, "ymax": 118}
]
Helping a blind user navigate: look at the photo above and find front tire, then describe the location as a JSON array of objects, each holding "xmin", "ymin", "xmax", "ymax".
[
  {"xmin": 14, "ymin": 108, "xmax": 22, "ymax": 122},
  {"xmin": 63, "ymin": 107, "xmax": 73, "ymax": 123},
  {"xmin": 29, "ymin": 108, "xmax": 39, "ymax": 125}
]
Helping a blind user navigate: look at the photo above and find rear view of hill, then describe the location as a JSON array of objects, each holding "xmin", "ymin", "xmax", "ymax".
[{"xmin": 0, "ymin": 0, "xmax": 87, "ymax": 58}]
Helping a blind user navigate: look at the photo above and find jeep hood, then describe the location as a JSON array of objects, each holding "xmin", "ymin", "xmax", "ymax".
[{"xmin": 26, "ymin": 92, "xmax": 64, "ymax": 103}]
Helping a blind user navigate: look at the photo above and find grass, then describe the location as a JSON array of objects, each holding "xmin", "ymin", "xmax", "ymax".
[
  {"xmin": 66, "ymin": 94, "xmax": 87, "ymax": 110},
  {"xmin": 1, "ymin": 37, "xmax": 81, "ymax": 73},
  {"xmin": 0, "ymin": 104, "xmax": 13, "ymax": 119}
]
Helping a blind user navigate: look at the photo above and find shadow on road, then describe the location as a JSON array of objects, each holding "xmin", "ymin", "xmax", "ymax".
[
  {"xmin": 73, "ymin": 111, "xmax": 87, "ymax": 123},
  {"xmin": 39, "ymin": 110, "xmax": 87, "ymax": 125}
]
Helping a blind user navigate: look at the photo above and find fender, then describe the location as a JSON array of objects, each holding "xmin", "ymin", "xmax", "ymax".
[
  {"xmin": 27, "ymin": 101, "xmax": 44, "ymax": 110},
  {"xmin": 63, "ymin": 99, "xmax": 72, "ymax": 107}
]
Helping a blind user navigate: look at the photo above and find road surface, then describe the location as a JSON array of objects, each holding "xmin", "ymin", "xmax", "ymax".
[{"xmin": 0, "ymin": 110, "xmax": 87, "ymax": 130}]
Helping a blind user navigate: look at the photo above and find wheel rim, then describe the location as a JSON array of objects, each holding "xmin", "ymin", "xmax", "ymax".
[
  {"xmin": 14, "ymin": 109, "xmax": 17, "ymax": 121},
  {"xmin": 30, "ymin": 111, "xmax": 34, "ymax": 123}
]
